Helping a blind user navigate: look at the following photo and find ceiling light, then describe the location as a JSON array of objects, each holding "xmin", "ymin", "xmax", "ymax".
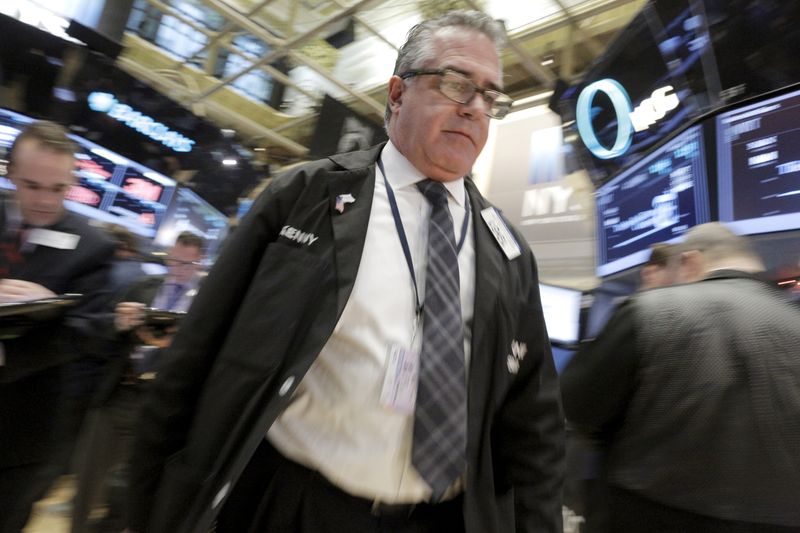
[
  {"xmin": 222, "ymin": 158, "xmax": 238, "ymax": 166},
  {"xmin": 541, "ymin": 54, "xmax": 555, "ymax": 66}
]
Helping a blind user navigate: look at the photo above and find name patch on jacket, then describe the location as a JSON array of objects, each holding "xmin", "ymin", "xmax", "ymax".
[{"xmin": 280, "ymin": 225, "xmax": 319, "ymax": 246}]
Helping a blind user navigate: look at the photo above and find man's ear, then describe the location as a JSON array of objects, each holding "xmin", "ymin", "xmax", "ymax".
[
  {"xmin": 387, "ymin": 75, "xmax": 405, "ymax": 115},
  {"xmin": 678, "ymin": 250, "xmax": 704, "ymax": 283}
]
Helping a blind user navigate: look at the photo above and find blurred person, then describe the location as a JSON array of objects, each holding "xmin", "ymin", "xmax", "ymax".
[
  {"xmin": 638, "ymin": 242, "xmax": 679, "ymax": 291},
  {"xmin": 0, "ymin": 121, "xmax": 114, "ymax": 532},
  {"xmin": 129, "ymin": 10, "xmax": 564, "ymax": 533},
  {"xmin": 71, "ymin": 231, "xmax": 204, "ymax": 533},
  {"xmin": 561, "ymin": 222, "xmax": 800, "ymax": 532},
  {"xmin": 565, "ymin": 241, "xmax": 681, "ymax": 533},
  {"xmin": 53, "ymin": 227, "xmax": 150, "ymax": 481},
  {"xmin": 106, "ymin": 225, "xmax": 148, "ymax": 293}
]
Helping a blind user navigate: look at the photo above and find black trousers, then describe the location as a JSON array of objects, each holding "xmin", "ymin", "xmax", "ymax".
[
  {"xmin": 216, "ymin": 440, "xmax": 466, "ymax": 533},
  {"xmin": 0, "ymin": 462, "xmax": 53, "ymax": 533},
  {"xmin": 608, "ymin": 485, "xmax": 800, "ymax": 533}
]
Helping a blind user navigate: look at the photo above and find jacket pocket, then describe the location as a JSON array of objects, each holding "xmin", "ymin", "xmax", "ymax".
[
  {"xmin": 150, "ymin": 450, "xmax": 208, "ymax": 533},
  {"xmin": 217, "ymin": 241, "xmax": 328, "ymax": 371}
]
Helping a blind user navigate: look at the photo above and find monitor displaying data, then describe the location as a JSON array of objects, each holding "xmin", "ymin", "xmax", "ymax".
[
  {"xmin": 716, "ymin": 87, "xmax": 800, "ymax": 234},
  {"xmin": 154, "ymin": 187, "xmax": 229, "ymax": 259},
  {"xmin": 0, "ymin": 108, "xmax": 176, "ymax": 237},
  {"xmin": 596, "ymin": 124, "xmax": 710, "ymax": 277},
  {"xmin": 539, "ymin": 283, "xmax": 583, "ymax": 346}
]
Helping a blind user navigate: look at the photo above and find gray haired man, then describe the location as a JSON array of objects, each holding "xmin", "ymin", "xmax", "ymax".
[{"xmin": 129, "ymin": 11, "xmax": 564, "ymax": 533}]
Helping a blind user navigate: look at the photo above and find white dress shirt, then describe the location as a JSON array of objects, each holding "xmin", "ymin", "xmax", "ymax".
[{"xmin": 267, "ymin": 141, "xmax": 476, "ymax": 503}]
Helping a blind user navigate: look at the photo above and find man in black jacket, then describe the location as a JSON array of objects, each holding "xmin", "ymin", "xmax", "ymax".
[
  {"xmin": 71, "ymin": 231, "xmax": 204, "ymax": 533},
  {"xmin": 129, "ymin": 10, "xmax": 564, "ymax": 533},
  {"xmin": 561, "ymin": 222, "xmax": 800, "ymax": 532},
  {"xmin": 0, "ymin": 121, "xmax": 114, "ymax": 532}
]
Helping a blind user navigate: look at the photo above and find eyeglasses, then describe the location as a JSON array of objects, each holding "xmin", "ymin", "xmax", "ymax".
[
  {"xmin": 400, "ymin": 68, "xmax": 513, "ymax": 119},
  {"xmin": 166, "ymin": 258, "xmax": 201, "ymax": 267}
]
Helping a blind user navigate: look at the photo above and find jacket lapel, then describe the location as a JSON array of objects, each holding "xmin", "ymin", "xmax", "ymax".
[
  {"xmin": 327, "ymin": 145, "xmax": 382, "ymax": 318},
  {"xmin": 465, "ymin": 180, "xmax": 504, "ymax": 445}
]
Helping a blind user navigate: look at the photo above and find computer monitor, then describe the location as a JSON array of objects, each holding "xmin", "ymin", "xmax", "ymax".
[
  {"xmin": 596, "ymin": 124, "xmax": 711, "ymax": 277},
  {"xmin": 716, "ymin": 85, "xmax": 800, "ymax": 235},
  {"xmin": 539, "ymin": 283, "xmax": 583, "ymax": 347},
  {"xmin": 0, "ymin": 107, "xmax": 176, "ymax": 237}
]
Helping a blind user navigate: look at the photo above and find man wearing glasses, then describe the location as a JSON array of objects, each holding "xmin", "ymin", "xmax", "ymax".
[
  {"xmin": 70, "ymin": 231, "xmax": 204, "ymax": 533},
  {"xmin": 130, "ymin": 10, "xmax": 563, "ymax": 533}
]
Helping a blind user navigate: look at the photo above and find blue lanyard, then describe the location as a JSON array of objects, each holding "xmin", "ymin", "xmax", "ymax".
[{"xmin": 377, "ymin": 158, "xmax": 470, "ymax": 315}]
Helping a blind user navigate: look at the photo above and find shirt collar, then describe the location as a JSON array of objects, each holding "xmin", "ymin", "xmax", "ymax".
[
  {"xmin": 380, "ymin": 140, "xmax": 467, "ymax": 207},
  {"xmin": 164, "ymin": 274, "xmax": 199, "ymax": 290}
]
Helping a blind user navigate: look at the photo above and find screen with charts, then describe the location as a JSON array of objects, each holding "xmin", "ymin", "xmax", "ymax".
[
  {"xmin": 539, "ymin": 283, "xmax": 583, "ymax": 346},
  {"xmin": 596, "ymin": 124, "xmax": 710, "ymax": 277},
  {"xmin": 154, "ymin": 187, "xmax": 229, "ymax": 259},
  {"xmin": 716, "ymin": 86, "xmax": 800, "ymax": 234},
  {"xmin": 0, "ymin": 107, "xmax": 176, "ymax": 237}
]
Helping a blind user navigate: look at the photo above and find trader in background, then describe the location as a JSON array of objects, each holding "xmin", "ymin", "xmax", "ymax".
[
  {"xmin": 561, "ymin": 222, "xmax": 800, "ymax": 532},
  {"xmin": 638, "ymin": 242, "xmax": 679, "ymax": 291},
  {"xmin": 129, "ymin": 10, "xmax": 564, "ymax": 533},
  {"xmin": 0, "ymin": 121, "xmax": 114, "ymax": 532},
  {"xmin": 71, "ymin": 231, "xmax": 204, "ymax": 533}
]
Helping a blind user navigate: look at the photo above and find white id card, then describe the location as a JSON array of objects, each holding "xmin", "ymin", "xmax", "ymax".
[
  {"xmin": 380, "ymin": 344, "xmax": 419, "ymax": 414},
  {"xmin": 26, "ymin": 228, "xmax": 80, "ymax": 250},
  {"xmin": 480, "ymin": 207, "xmax": 521, "ymax": 260}
]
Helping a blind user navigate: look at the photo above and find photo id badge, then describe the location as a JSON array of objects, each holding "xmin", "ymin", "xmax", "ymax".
[
  {"xmin": 380, "ymin": 344, "xmax": 419, "ymax": 415},
  {"xmin": 480, "ymin": 207, "xmax": 521, "ymax": 260}
]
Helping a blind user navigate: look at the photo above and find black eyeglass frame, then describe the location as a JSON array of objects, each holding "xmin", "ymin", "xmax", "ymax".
[
  {"xmin": 165, "ymin": 258, "xmax": 202, "ymax": 267},
  {"xmin": 399, "ymin": 68, "xmax": 513, "ymax": 119}
]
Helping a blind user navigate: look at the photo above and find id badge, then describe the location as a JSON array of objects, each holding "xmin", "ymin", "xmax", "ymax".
[{"xmin": 380, "ymin": 344, "xmax": 419, "ymax": 414}]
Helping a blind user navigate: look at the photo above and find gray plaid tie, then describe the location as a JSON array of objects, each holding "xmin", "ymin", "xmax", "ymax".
[{"xmin": 412, "ymin": 179, "xmax": 467, "ymax": 501}]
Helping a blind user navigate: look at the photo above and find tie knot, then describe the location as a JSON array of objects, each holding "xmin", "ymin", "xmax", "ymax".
[{"xmin": 417, "ymin": 180, "xmax": 449, "ymax": 208}]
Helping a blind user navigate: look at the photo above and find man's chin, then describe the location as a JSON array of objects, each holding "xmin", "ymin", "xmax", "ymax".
[{"xmin": 27, "ymin": 214, "xmax": 60, "ymax": 227}]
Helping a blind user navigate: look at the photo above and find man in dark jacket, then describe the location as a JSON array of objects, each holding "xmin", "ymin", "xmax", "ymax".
[
  {"xmin": 0, "ymin": 121, "xmax": 114, "ymax": 532},
  {"xmin": 561, "ymin": 222, "xmax": 800, "ymax": 532},
  {"xmin": 71, "ymin": 231, "xmax": 204, "ymax": 533},
  {"xmin": 129, "ymin": 10, "xmax": 564, "ymax": 533}
]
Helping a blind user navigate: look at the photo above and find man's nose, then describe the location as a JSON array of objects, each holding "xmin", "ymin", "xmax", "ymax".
[{"xmin": 457, "ymin": 92, "xmax": 489, "ymax": 119}]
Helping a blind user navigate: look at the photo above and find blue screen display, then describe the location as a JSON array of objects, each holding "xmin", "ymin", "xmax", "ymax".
[
  {"xmin": 716, "ymin": 86, "xmax": 800, "ymax": 235},
  {"xmin": 596, "ymin": 124, "xmax": 710, "ymax": 277}
]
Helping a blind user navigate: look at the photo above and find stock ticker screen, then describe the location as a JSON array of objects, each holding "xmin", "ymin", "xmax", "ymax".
[
  {"xmin": 716, "ymin": 86, "xmax": 800, "ymax": 234},
  {"xmin": 596, "ymin": 124, "xmax": 710, "ymax": 277}
]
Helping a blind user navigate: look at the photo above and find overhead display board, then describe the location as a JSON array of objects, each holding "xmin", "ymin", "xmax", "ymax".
[
  {"xmin": 596, "ymin": 124, "xmax": 710, "ymax": 277},
  {"xmin": 716, "ymin": 86, "xmax": 800, "ymax": 235}
]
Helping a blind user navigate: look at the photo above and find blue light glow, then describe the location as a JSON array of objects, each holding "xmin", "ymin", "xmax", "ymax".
[
  {"xmin": 575, "ymin": 79, "xmax": 634, "ymax": 160},
  {"xmin": 88, "ymin": 92, "xmax": 195, "ymax": 153}
]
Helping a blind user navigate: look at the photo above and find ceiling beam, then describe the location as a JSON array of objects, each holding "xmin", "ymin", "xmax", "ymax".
[
  {"xmin": 196, "ymin": 0, "xmax": 385, "ymax": 115},
  {"xmin": 177, "ymin": 0, "xmax": 278, "ymax": 68},
  {"xmin": 146, "ymin": 0, "xmax": 319, "ymax": 104},
  {"xmin": 552, "ymin": 0, "xmax": 603, "ymax": 55},
  {"xmin": 329, "ymin": 0, "xmax": 398, "ymax": 52},
  {"xmin": 117, "ymin": 56, "xmax": 309, "ymax": 155},
  {"xmin": 460, "ymin": 0, "xmax": 557, "ymax": 86}
]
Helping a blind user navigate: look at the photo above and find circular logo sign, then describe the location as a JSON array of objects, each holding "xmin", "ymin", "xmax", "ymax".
[{"xmin": 575, "ymin": 79, "xmax": 634, "ymax": 160}]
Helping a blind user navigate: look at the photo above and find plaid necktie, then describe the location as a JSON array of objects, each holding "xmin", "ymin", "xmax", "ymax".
[
  {"xmin": 164, "ymin": 282, "xmax": 185, "ymax": 311},
  {"xmin": 412, "ymin": 179, "xmax": 467, "ymax": 501}
]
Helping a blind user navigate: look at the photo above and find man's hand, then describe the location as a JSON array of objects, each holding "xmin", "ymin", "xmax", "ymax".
[
  {"xmin": 115, "ymin": 301, "xmax": 146, "ymax": 332},
  {"xmin": 0, "ymin": 279, "xmax": 56, "ymax": 303},
  {"xmin": 135, "ymin": 326, "xmax": 175, "ymax": 349}
]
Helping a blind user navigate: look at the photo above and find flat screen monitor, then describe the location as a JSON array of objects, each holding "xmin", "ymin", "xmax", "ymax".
[
  {"xmin": 0, "ymin": 108, "xmax": 176, "ymax": 237},
  {"xmin": 716, "ymin": 86, "xmax": 800, "ymax": 234},
  {"xmin": 596, "ymin": 124, "xmax": 710, "ymax": 277},
  {"xmin": 539, "ymin": 283, "xmax": 583, "ymax": 346},
  {"xmin": 154, "ymin": 187, "xmax": 229, "ymax": 259}
]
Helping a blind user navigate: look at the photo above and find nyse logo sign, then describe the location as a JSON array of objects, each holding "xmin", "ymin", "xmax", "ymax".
[
  {"xmin": 576, "ymin": 79, "xmax": 679, "ymax": 160},
  {"xmin": 522, "ymin": 185, "xmax": 574, "ymax": 217},
  {"xmin": 521, "ymin": 185, "xmax": 587, "ymax": 226}
]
